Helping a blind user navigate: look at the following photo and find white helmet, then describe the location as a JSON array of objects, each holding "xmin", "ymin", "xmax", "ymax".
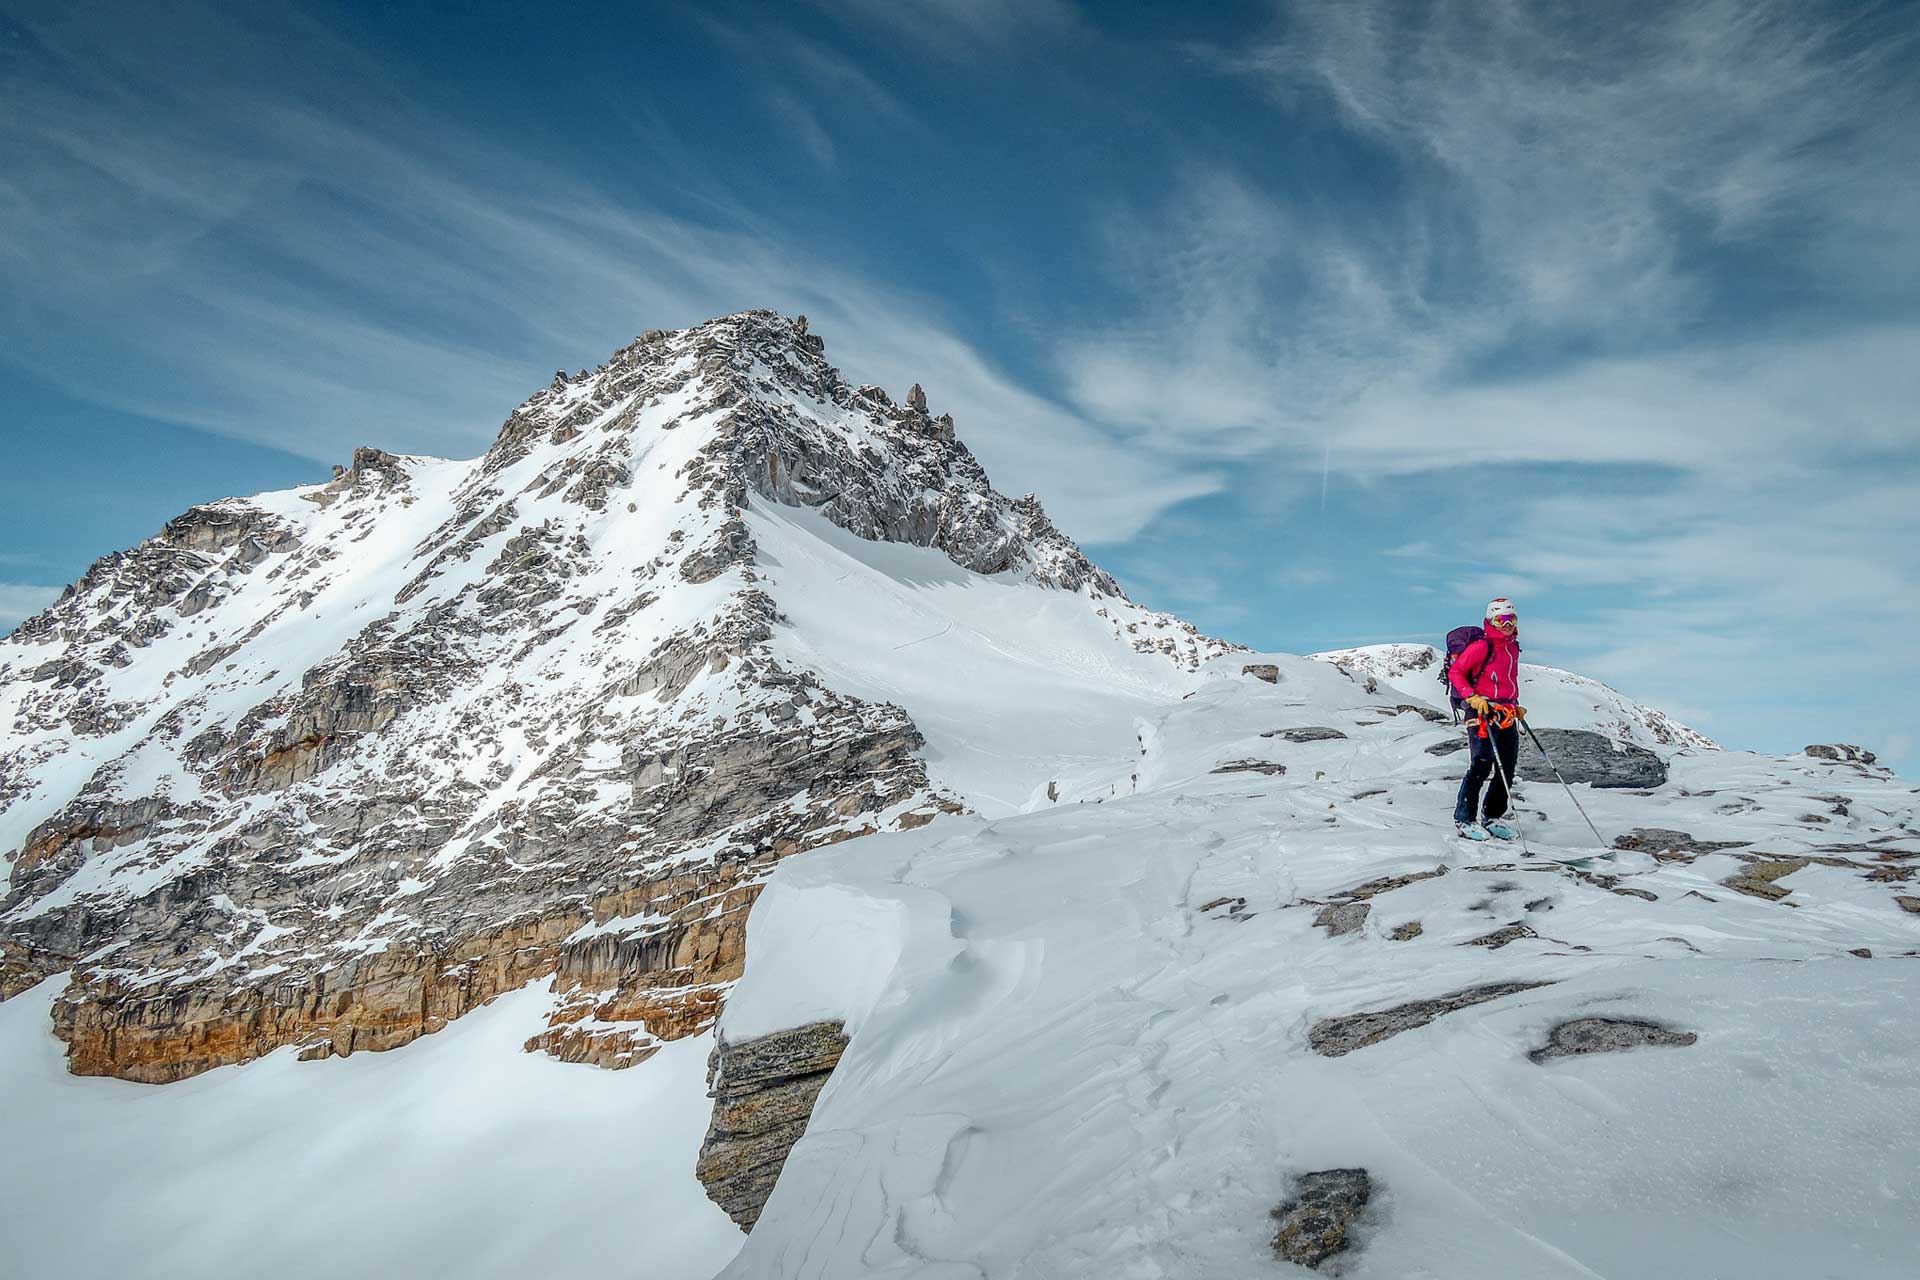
[{"xmin": 1485, "ymin": 597, "xmax": 1517, "ymax": 624}]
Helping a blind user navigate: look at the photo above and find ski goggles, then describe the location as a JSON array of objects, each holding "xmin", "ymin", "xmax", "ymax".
[{"xmin": 1488, "ymin": 613, "xmax": 1518, "ymax": 629}]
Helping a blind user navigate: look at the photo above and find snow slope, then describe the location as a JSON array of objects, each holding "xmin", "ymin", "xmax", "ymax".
[
  {"xmin": 1312, "ymin": 642, "xmax": 1718, "ymax": 752},
  {"xmin": 0, "ymin": 973, "xmax": 741, "ymax": 1280},
  {"xmin": 720, "ymin": 655, "xmax": 1920, "ymax": 1278}
]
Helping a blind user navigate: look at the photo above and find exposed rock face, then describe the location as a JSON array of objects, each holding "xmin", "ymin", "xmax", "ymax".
[
  {"xmin": 1270, "ymin": 1168, "xmax": 1373, "ymax": 1268},
  {"xmin": 696, "ymin": 1020, "xmax": 849, "ymax": 1230},
  {"xmin": 1529, "ymin": 1017, "xmax": 1698, "ymax": 1062},
  {"xmin": 1241, "ymin": 663, "xmax": 1280, "ymax": 684},
  {"xmin": 1518, "ymin": 728, "xmax": 1667, "ymax": 789},
  {"xmin": 1807, "ymin": 743, "xmax": 1877, "ymax": 765},
  {"xmin": 0, "ymin": 310, "xmax": 1224, "ymax": 1084},
  {"xmin": 1309, "ymin": 981, "xmax": 1552, "ymax": 1057}
]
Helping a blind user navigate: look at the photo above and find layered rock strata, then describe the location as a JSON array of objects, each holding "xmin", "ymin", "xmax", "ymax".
[
  {"xmin": 696, "ymin": 1020, "xmax": 850, "ymax": 1229},
  {"xmin": 0, "ymin": 310, "xmax": 1221, "ymax": 1084}
]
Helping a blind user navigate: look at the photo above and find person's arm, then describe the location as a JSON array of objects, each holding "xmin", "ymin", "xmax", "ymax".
[{"xmin": 1448, "ymin": 638, "xmax": 1488, "ymax": 702}]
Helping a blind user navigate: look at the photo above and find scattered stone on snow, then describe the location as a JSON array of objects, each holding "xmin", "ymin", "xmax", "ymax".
[
  {"xmin": 1263, "ymin": 726, "xmax": 1348, "ymax": 743},
  {"xmin": 1212, "ymin": 759, "xmax": 1287, "ymax": 776},
  {"xmin": 1242, "ymin": 663, "xmax": 1280, "ymax": 684},
  {"xmin": 1335, "ymin": 867, "xmax": 1449, "ymax": 901},
  {"xmin": 1896, "ymin": 895, "xmax": 1920, "ymax": 915},
  {"xmin": 1389, "ymin": 921, "xmax": 1423, "ymax": 941},
  {"xmin": 1314, "ymin": 900, "xmax": 1371, "ymax": 937},
  {"xmin": 1722, "ymin": 857, "xmax": 1811, "ymax": 901},
  {"xmin": 1611, "ymin": 827, "xmax": 1751, "ymax": 860},
  {"xmin": 1200, "ymin": 896, "xmax": 1250, "ymax": 920},
  {"xmin": 1528, "ymin": 1017, "xmax": 1698, "ymax": 1063},
  {"xmin": 1309, "ymin": 981, "xmax": 1553, "ymax": 1058},
  {"xmin": 1463, "ymin": 922, "xmax": 1538, "ymax": 949},
  {"xmin": 1806, "ymin": 743, "xmax": 1877, "ymax": 765},
  {"xmin": 1851, "ymin": 948, "xmax": 1873, "ymax": 958},
  {"xmin": 1270, "ymin": 1168, "xmax": 1373, "ymax": 1269}
]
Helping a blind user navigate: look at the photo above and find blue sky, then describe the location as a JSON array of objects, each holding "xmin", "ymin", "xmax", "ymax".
[{"xmin": 3, "ymin": 0, "xmax": 1917, "ymax": 771}]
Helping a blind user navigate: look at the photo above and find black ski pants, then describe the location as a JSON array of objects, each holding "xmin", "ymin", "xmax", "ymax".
[{"xmin": 1455, "ymin": 719, "xmax": 1519, "ymax": 824}]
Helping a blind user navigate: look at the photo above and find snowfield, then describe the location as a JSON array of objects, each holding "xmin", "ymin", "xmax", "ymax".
[
  {"xmin": 720, "ymin": 657, "xmax": 1920, "ymax": 1278},
  {"xmin": 3, "ymin": 311, "xmax": 1914, "ymax": 1279},
  {"xmin": 0, "ymin": 974, "xmax": 741, "ymax": 1280}
]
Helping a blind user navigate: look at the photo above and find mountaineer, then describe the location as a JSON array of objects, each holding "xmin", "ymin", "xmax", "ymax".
[{"xmin": 1444, "ymin": 598, "xmax": 1527, "ymax": 841}]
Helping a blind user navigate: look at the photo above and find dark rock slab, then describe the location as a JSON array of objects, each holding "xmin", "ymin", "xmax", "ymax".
[
  {"xmin": 1528, "ymin": 1017, "xmax": 1697, "ymax": 1063},
  {"xmin": 1242, "ymin": 663, "xmax": 1281, "ymax": 684},
  {"xmin": 1309, "ymin": 981, "xmax": 1553, "ymax": 1057},
  {"xmin": 1425, "ymin": 738, "xmax": 1468, "ymax": 756},
  {"xmin": 1271, "ymin": 1168, "xmax": 1373, "ymax": 1268},
  {"xmin": 1518, "ymin": 729, "xmax": 1666, "ymax": 789},
  {"xmin": 1213, "ymin": 759, "xmax": 1286, "ymax": 776},
  {"xmin": 1264, "ymin": 726, "xmax": 1348, "ymax": 743}
]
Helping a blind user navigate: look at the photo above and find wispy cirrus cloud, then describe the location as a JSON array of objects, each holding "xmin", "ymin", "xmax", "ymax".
[
  {"xmin": 1071, "ymin": 0, "xmax": 1920, "ymax": 466},
  {"xmin": 0, "ymin": 1, "xmax": 1214, "ymax": 544}
]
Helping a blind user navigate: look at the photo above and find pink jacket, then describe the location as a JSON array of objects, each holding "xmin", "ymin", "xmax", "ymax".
[{"xmin": 1449, "ymin": 628, "xmax": 1522, "ymax": 705}]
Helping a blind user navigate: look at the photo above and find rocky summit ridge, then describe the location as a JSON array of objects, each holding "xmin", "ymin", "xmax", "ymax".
[{"xmin": 0, "ymin": 309, "xmax": 1226, "ymax": 1085}]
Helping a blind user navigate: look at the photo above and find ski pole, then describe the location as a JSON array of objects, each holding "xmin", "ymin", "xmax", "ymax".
[
  {"xmin": 1521, "ymin": 720, "xmax": 1609, "ymax": 848},
  {"xmin": 1478, "ymin": 707, "xmax": 1529, "ymax": 858}
]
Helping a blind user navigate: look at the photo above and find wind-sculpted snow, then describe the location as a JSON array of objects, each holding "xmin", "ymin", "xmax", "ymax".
[
  {"xmin": 0, "ymin": 310, "xmax": 1223, "ymax": 1085},
  {"xmin": 722, "ymin": 658, "xmax": 1920, "ymax": 1277}
]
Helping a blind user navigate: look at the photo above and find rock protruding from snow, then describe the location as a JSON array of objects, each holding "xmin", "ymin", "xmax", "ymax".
[
  {"xmin": 1308, "ymin": 982, "xmax": 1554, "ymax": 1057},
  {"xmin": 1529, "ymin": 1017, "xmax": 1698, "ymax": 1063},
  {"xmin": 1270, "ymin": 1168, "xmax": 1374, "ymax": 1269},
  {"xmin": 696, "ymin": 1021, "xmax": 849, "ymax": 1229},
  {"xmin": 1518, "ymin": 728, "xmax": 1667, "ymax": 789}
]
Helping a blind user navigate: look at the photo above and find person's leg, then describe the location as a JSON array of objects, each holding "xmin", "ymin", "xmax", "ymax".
[
  {"xmin": 1483, "ymin": 723, "xmax": 1520, "ymax": 820},
  {"xmin": 1455, "ymin": 727, "xmax": 1493, "ymax": 823}
]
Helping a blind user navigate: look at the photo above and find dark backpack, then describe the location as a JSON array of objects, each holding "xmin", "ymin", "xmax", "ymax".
[{"xmin": 1439, "ymin": 625, "xmax": 1491, "ymax": 712}]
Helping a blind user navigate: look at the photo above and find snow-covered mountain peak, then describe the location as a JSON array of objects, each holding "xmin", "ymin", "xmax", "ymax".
[{"xmin": 0, "ymin": 309, "xmax": 1228, "ymax": 1088}]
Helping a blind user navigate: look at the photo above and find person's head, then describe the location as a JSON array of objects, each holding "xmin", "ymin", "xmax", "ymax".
[{"xmin": 1484, "ymin": 597, "xmax": 1518, "ymax": 636}]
